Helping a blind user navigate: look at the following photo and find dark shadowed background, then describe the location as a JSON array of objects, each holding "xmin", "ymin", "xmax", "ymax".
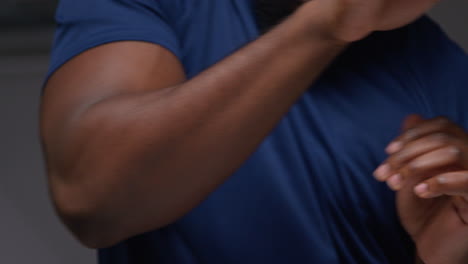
[{"xmin": 0, "ymin": 1, "xmax": 466, "ymax": 263}]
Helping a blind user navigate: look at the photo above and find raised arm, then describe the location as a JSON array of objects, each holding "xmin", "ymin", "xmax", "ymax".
[{"xmin": 40, "ymin": 0, "xmax": 439, "ymax": 248}]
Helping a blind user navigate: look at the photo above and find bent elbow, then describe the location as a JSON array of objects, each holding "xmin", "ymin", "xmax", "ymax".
[
  {"xmin": 57, "ymin": 199, "xmax": 124, "ymax": 249},
  {"xmin": 74, "ymin": 229, "xmax": 121, "ymax": 249},
  {"xmin": 50, "ymin": 181, "xmax": 124, "ymax": 249}
]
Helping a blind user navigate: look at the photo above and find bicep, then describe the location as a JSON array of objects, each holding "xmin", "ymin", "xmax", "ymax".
[{"xmin": 40, "ymin": 41, "xmax": 186, "ymax": 154}]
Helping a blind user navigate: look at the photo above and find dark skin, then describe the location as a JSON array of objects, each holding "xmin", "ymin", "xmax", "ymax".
[
  {"xmin": 374, "ymin": 114, "xmax": 468, "ymax": 263},
  {"xmin": 41, "ymin": 0, "xmax": 460, "ymax": 262},
  {"xmin": 41, "ymin": 1, "xmax": 348, "ymax": 248}
]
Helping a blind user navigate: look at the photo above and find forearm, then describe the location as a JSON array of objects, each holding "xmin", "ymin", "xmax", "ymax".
[{"xmin": 50, "ymin": 1, "xmax": 348, "ymax": 248}]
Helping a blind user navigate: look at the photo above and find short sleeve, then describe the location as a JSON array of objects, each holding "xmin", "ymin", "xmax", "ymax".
[
  {"xmin": 405, "ymin": 17, "xmax": 468, "ymax": 130},
  {"xmin": 46, "ymin": 0, "xmax": 182, "ymax": 82}
]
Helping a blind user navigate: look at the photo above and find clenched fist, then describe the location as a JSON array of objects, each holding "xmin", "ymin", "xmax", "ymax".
[{"xmin": 300, "ymin": 0, "xmax": 440, "ymax": 42}]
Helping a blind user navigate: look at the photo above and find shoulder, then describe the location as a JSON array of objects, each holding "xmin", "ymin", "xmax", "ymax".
[
  {"xmin": 404, "ymin": 16, "xmax": 468, "ymax": 128},
  {"xmin": 403, "ymin": 16, "xmax": 468, "ymax": 83}
]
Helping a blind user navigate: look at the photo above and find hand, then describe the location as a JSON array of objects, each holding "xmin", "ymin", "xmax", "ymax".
[
  {"xmin": 373, "ymin": 114, "xmax": 468, "ymax": 264},
  {"xmin": 303, "ymin": 0, "xmax": 440, "ymax": 42}
]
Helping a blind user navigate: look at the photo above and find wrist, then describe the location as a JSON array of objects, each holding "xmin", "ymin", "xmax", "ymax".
[{"xmin": 295, "ymin": 0, "xmax": 373, "ymax": 44}]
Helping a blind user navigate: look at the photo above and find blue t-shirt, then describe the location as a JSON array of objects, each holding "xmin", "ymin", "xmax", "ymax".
[{"xmin": 47, "ymin": 0, "xmax": 468, "ymax": 263}]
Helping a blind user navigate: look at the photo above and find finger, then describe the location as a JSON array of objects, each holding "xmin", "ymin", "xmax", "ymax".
[
  {"xmin": 387, "ymin": 146, "xmax": 462, "ymax": 190},
  {"xmin": 413, "ymin": 171, "xmax": 468, "ymax": 198},
  {"xmin": 402, "ymin": 114, "xmax": 425, "ymax": 131},
  {"xmin": 377, "ymin": 133, "xmax": 462, "ymax": 181},
  {"xmin": 386, "ymin": 116, "xmax": 465, "ymax": 154},
  {"xmin": 385, "ymin": 114, "xmax": 425, "ymax": 153}
]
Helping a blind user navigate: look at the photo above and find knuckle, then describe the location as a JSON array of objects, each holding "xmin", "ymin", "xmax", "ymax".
[
  {"xmin": 446, "ymin": 146, "xmax": 462, "ymax": 159},
  {"xmin": 386, "ymin": 158, "xmax": 397, "ymax": 169},
  {"xmin": 461, "ymin": 173, "xmax": 468, "ymax": 183},
  {"xmin": 434, "ymin": 116, "xmax": 451, "ymax": 127},
  {"xmin": 430, "ymin": 132, "xmax": 450, "ymax": 143},
  {"xmin": 388, "ymin": 155, "xmax": 403, "ymax": 167},
  {"xmin": 399, "ymin": 168, "xmax": 409, "ymax": 180},
  {"xmin": 407, "ymin": 162, "xmax": 420, "ymax": 173},
  {"xmin": 429, "ymin": 177, "xmax": 445, "ymax": 192},
  {"xmin": 436, "ymin": 175, "xmax": 448, "ymax": 185},
  {"xmin": 391, "ymin": 160, "xmax": 403, "ymax": 169},
  {"xmin": 404, "ymin": 129, "xmax": 418, "ymax": 140}
]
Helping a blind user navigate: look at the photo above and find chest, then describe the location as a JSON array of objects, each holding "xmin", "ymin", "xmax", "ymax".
[
  {"xmin": 169, "ymin": 3, "xmax": 426, "ymax": 261},
  {"xmin": 171, "ymin": 72, "xmax": 421, "ymax": 262}
]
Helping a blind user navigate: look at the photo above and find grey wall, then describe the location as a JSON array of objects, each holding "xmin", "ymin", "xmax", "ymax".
[
  {"xmin": 0, "ymin": 30, "xmax": 97, "ymax": 264},
  {"xmin": 0, "ymin": 2, "xmax": 467, "ymax": 264},
  {"xmin": 430, "ymin": 0, "xmax": 468, "ymax": 51}
]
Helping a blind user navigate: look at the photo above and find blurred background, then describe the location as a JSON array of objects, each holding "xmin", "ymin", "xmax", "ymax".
[{"xmin": 0, "ymin": 1, "xmax": 467, "ymax": 264}]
